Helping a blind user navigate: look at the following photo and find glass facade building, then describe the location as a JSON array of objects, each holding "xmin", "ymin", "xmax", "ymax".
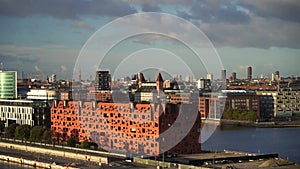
[{"xmin": 0, "ymin": 71, "xmax": 17, "ymax": 99}]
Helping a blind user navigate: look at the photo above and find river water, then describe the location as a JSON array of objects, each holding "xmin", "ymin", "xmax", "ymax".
[{"xmin": 202, "ymin": 126, "xmax": 300, "ymax": 164}]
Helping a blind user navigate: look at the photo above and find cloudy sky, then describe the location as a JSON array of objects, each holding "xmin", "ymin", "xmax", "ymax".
[{"xmin": 0, "ymin": 0, "xmax": 299, "ymax": 80}]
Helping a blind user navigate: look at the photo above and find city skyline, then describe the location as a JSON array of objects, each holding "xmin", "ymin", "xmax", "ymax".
[{"xmin": 0, "ymin": 1, "xmax": 299, "ymax": 79}]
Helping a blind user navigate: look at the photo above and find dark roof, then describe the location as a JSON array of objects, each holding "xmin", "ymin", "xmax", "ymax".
[{"xmin": 156, "ymin": 73, "xmax": 163, "ymax": 82}]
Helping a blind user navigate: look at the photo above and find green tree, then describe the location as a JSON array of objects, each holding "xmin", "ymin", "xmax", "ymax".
[
  {"xmin": 67, "ymin": 137, "xmax": 76, "ymax": 147},
  {"xmin": 0, "ymin": 120, "xmax": 5, "ymax": 132},
  {"xmin": 81, "ymin": 140, "xmax": 90, "ymax": 149},
  {"xmin": 223, "ymin": 109, "xmax": 233, "ymax": 120},
  {"xmin": 5, "ymin": 123, "xmax": 18, "ymax": 138},
  {"xmin": 223, "ymin": 109, "xmax": 257, "ymax": 121},
  {"xmin": 15, "ymin": 125, "xmax": 31, "ymax": 140},
  {"xmin": 29, "ymin": 126, "xmax": 45, "ymax": 142},
  {"xmin": 41, "ymin": 129, "xmax": 52, "ymax": 144}
]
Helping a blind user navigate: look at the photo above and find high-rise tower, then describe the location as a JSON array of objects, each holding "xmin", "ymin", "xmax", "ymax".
[
  {"xmin": 247, "ymin": 66, "xmax": 252, "ymax": 81},
  {"xmin": 95, "ymin": 70, "xmax": 111, "ymax": 91},
  {"xmin": 0, "ymin": 71, "xmax": 17, "ymax": 99}
]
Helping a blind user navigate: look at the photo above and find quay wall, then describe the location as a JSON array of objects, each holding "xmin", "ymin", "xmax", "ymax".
[
  {"xmin": 0, "ymin": 154, "xmax": 78, "ymax": 169},
  {"xmin": 0, "ymin": 142, "xmax": 108, "ymax": 164}
]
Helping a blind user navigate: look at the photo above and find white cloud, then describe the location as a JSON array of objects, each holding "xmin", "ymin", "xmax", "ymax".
[{"xmin": 71, "ymin": 21, "xmax": 95, "ymax": 31}]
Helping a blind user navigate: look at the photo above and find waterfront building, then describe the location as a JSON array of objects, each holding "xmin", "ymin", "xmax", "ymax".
[
  {"xmin": 199, "ymin": 90, "xmax": 260, "ymax": 119},
  {"xmin": 51, "ymin": 100, "xmax": 202, "ymax": 156},
  {"xmin": 0, "ymin": 99, "xmax": 51, "ymax": 127},
  {"xmin": 257, "ymin": 88, "xmax": 300, "ymax": 117},
  {"xmin": 0, "ymin": 71, "xmax": 17, "ymax": 99}
]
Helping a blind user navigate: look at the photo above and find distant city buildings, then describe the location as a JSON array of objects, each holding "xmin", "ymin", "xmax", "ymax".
[
  {"xmin": 232, "ymin": 72, "xmax": 237, "ymax": 82},
  {"xmin": 48, "ymin": 74, "xmax": 56, "ymax": 83},
  {"xmin": 0, "ymin": 66, "xmax": 299, "ymax": 157},
  {"xmin": 206, "ymin": 73, "xmax": 213, "ymax": 81}
]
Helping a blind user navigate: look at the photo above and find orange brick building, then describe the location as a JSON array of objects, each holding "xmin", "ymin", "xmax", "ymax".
[{"xmin": 51, "ymin": 100, "xmax": 201, "ymax": 156}]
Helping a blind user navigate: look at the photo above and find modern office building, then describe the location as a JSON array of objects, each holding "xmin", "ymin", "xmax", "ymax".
[
  {"xmin": 247, "ymin": 66, "xmax": 252, "ymax": 81},
  {"xmin": 257, "ymin": 88, "xmax": 300, "ymax": 117},
  {"xmin": 0, "ymin": 71, "xmax": 17, "ymax": 99},
  {"xmin": 95, "ymin": 71, "xmax": 111, "ymax": 91},
  {"xmin": 0, "ymin": 99, "xmax": 51, "ymax": 127}
]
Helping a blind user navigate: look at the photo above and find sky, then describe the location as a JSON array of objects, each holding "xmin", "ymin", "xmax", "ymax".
[{"xmin": 0, "ymin": 0, "xmax": 299, "ymax": 80}]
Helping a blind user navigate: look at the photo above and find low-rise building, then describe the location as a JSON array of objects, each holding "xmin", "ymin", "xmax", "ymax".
[{"xmin": 27, "ymin": 89, "xmax": 57, "ymax": 100}]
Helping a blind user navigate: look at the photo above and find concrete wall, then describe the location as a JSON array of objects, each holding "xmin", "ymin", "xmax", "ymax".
[
  {"xmin": 133, "ymin": 157, "xmax": 211, "ymax": 169},
  {"xmin": 0, "ymin": 154, "xmax": 78, "ymax": 169},
  {"xmin": 0, "ymin": 142, "xmax": 108, "ymax": 164}
]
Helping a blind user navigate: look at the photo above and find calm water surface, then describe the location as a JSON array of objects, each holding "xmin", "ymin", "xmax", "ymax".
[
  {"xmin": 202, "ymin": 126, "xmax": 300, "ymax": 164},
  {"xmin": 0, "ymin": 160, "xmax": 34, "ymax": 169}
]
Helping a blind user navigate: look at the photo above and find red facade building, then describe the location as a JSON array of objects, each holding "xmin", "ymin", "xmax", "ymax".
[{"xmin": 51, "ymin": 100, "xmax": 201, "ymax": 156}]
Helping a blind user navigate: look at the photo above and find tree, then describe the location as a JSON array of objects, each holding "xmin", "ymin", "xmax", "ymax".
[
  {"xmin": 5, "ymin": 123, "xmax": 18, "ymax": 138},
  {"xmin": 29, "ymin": 126, "xmax": 45, "ymax": 142},
  {"xmin": 81, "ymin": 140, "xmax": 90, "ymax": 149},
  {"xmin": 0, "ymin": 120, "xmax": 5, "ymax": 133},
  {"xmin": 15, "ymin": 125, "xmax": 31, "ymax": 140},
  {"xmin": 41, "ymin": 129, "xmax": 52, "ymax": 144},
  {"xmin": 67, "ymin": 137, "xmax": 76, "ymax": 147}
]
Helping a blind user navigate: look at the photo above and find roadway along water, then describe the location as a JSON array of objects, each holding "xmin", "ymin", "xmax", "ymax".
[{"xmin": 202, "ymin": 126, "xmax": 300, "ymax": 164}]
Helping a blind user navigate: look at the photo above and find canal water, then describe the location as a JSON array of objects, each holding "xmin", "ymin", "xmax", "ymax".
[
  {"xmin": 0, "ymin": 160, "xmax": 34, "ymax": 169},
  {"xmin": 202, "ymin": 126, "xmax": 300, "ymax": 164}
]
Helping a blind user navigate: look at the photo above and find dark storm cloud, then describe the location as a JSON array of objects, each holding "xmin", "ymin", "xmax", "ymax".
[
  {"xmin": 240, "ymin": 0, "xmax": 300, "ymax": 23},
  {"xmin": 176, "ymin": 1, "xmax": 250, "ymax": 24},
  {"xmin": 0, "ymin": 0, "xmax": 137, "ymax": 19},
  {"xmin": 0, "ymin": 55, "xmax": 38, "ymax": 63},
  {"xmin": 141, "ymin": 4, "xmax": 161, "ymax": 12}
]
